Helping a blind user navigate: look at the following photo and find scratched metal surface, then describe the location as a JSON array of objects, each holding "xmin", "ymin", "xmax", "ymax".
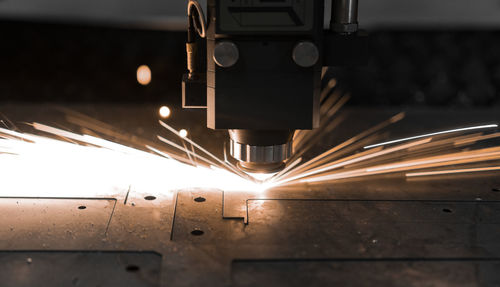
[
  {"xmin": 0, "ymin": 104, "xmax": 500, "ymax": 286},
  {"xmin": 0, "ymin": 251, "xmax": 162, "ymax": 287}
]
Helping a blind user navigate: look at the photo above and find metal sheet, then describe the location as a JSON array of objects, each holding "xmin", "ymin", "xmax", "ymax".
[
  {"xmin": 0, "ymin": 198, "xmax": 116, "ymax": 249},
  {"xmin": 243, "ymin": 200, "xmax": 500, "ymax": 258},
  {"xmin": 0, "ymin": 251, "xmax": 161, "ymax": 287},
  {"xmin": 232, "ymin": 259, "xmax": 500, "ymax": 287}
]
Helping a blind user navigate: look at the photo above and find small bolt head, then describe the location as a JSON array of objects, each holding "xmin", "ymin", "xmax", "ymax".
[
  {"xmin": 213, "ymin": 41, "xmax": 239, "ymax": 68},
  {"xmin": 292, "ymin": 41, "xmax": 319, "ymax": 68}
]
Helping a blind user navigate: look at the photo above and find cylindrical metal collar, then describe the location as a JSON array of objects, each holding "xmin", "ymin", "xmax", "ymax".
[{"xmin": 230, "ymin": 139, "xmax": 292, "ymax": 164}]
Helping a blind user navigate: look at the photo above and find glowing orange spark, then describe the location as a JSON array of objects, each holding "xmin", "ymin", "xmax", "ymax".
[
  {"xmin": 159, "ymin": 106, "xmax": 171, "ymax": 118},
  {"xmin": 137, "ymin": 65, "xmax": 152, "ymax": 86},
  {"xmin": 179, "ymin": 129, "xmax": 188, "ymax": 138}
]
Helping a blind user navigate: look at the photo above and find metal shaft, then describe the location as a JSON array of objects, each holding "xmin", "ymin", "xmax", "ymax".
[{"xmin": 331, "ymin": 0, "xmax": 358, "ymax": 33}]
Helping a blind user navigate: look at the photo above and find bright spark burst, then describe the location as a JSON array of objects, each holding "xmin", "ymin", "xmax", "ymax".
[
  {"xmin": 1, "ymin": 101, "xmax": 499, "ymax": 198},
  {"xmin": 0, "ymin": 126, "xmax": 273, "ymax": 199}
]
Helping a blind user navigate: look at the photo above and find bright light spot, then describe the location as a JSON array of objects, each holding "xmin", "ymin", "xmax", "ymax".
[
  {"xmin": 136, "ymin": 65, "xmax": 152, "ymax": 86},
  {"xmin": 179, "ymin": 129, "xmax": 188, "ymax": 138},
  {"xmin": 159, "ymin": 106, "xmax": 171, "ymax": 118}
]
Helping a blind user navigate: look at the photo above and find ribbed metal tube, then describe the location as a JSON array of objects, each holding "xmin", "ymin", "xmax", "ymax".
[{"xmin": 230, "ymin": 139, "xmax": 292, "ymax": 164}]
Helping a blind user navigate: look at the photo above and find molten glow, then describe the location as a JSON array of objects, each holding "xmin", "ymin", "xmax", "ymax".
[
  {"xmin": 364, "ymin": 124, "xmax": 498, "ymax": 149},
  {"xmin": 179, "ymin": 129, "xmax": 188, "ymax": 138},
  {"xmin": 159, "ymin": 106, "xmax": 171, "ymax": 118},
  {"xmin": 246, "ymin": 172, "xmax": 277, "ymax": 182},
  {"xmin": 0, "ymin": 127, "xmax": 271, "ymax": 198},
  {"xmin": 136, "ymin": 65, "xmax": 152, "ymax": 86}
]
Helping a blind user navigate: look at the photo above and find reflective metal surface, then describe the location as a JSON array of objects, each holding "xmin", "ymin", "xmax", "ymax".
[
  {"xmin": 230, "ymin": 140, "xmax": 292, "ymax": 164},
  {"xmin": 331, "ymin": 0, "xmax": 359, "ymax": 33}
]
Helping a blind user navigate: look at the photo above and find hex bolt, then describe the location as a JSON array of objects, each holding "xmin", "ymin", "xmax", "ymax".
[{"xmin": 292, "ymin": 41, "xmax": 319, "ymax": 68}]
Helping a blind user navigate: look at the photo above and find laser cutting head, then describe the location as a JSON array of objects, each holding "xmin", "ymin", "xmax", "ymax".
[{"xmin": 182, "ymin": 0, "xmax": 364, "ymax": 173}]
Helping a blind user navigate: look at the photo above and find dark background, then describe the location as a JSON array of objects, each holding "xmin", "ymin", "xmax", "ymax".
[{"xmin": 1, "ymin": 20, "xmax": 500, "ymax": 107}]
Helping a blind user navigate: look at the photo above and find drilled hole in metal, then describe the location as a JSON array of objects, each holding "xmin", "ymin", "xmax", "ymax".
[
  {"xmin": 144, "ymin": 196, "xmax": 156, "ymax": 201},
  {"xmin": 126, "ymin": 265, "xmax": 140, "ymax": 272},
  {"xmin": 78, "ymin": 206, "xmax": 86, "ymax": 210},
  {"xmin": 442, "ymin": 208, "xmax": 452, "ymax": 213},
  {"xmin": 194, "ymin": 197, "xmax": 206, "ymax": 202},
  {"xmin": 191, "ymin": 229, "xmax": 204, "ymax": 236}
]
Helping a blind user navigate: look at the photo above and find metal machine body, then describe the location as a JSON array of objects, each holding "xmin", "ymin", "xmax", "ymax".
[{"xmin": 183, "ymin": 0, "xmax": 364, "ymax": 172}]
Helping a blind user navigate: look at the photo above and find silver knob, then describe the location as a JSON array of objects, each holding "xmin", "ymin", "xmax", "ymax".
[
  {"xmin": 292, "ymin": 41, "xmax": 319, "ymax": 68},
  {"xmin": 213, "ymin": 41, "xmax": 239, "ymax": 68}
]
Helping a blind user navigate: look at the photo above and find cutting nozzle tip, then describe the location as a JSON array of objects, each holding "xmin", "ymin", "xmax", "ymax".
[{"xmin": 237, "ymin": 161, "xmax": 286, "ymax": 174}]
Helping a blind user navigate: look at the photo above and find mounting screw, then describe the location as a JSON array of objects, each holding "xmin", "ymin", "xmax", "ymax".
[
  {"xmin": 213, "ymin": 41, "xmax": 239, "ymax": 68},
  {"xmin": 292, "ymin": 41, "xmax": 319, "ymax": 68}
]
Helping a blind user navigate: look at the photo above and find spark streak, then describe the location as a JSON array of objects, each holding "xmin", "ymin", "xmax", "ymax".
[
  {"xmin": 364, "ymin": 124, "xmax": 498, "ymax": 149},
  {"xmin": 278, "ymin": 137, "xmax": 431, "ymax": 185},
  {"xmin": 158, "ymin": 120, "xmax": 255, "ymax": 181},
  {"xmin": 299, "ymin": 147, "xmax": 500, "ymax": 184},
  {"xmin": 406, "ymin": 166, "xmax": 500, "ymax": 177}
]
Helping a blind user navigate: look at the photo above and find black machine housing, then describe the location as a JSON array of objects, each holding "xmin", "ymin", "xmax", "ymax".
[
  {"xmin": 206, "ymin": 0, "xmax": 323, "ymax": 131},
  {"xmin": 182, "ymin": 0, "xmax": 366, "ymax": 171}
]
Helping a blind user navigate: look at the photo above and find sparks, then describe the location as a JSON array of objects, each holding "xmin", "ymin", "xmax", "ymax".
[
  {"xmin": 1, "ymin": 102, "xmax": 499, "ymax": 197},
  {"xmin": 179, "ymin": 129, "xmax": 188, "ymax": 138},
  {"xmin": 136, "ymin": 65, "xmax": 152, "ymax": 86},
  {"xmin": 159, "ymin": 106, "xmax": 171, "ymax": 118},
  {"xmin": 270, "ymin": 109, "xmax": 500, "ymax": 186},
  {"xmin": 0, "ymin": 126, "xmax": 272, "ymax": 199},
  {"xmin": 364, "ymin": 124, "xmax": 498, "ymax": 149},
  {"xmin": 406, "ymin": 166, "xmax": 500, "ymax": 178}
]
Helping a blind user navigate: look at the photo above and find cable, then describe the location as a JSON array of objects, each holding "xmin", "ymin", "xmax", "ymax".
[
  {"xmin": 187, "ymin": 0, "xmax": 207, "ymax": 39},
  {"xmin": 185, "ymin": 0, "xmax": 206, "ymax": 76}
]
